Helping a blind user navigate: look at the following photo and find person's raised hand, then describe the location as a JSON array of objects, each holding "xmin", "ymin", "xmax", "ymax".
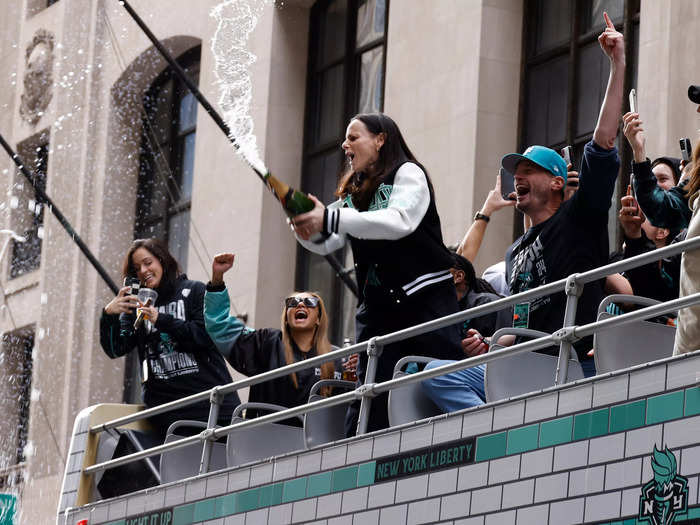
[
  {"xmin": 564, "ymin": 163, "xmax": 580, "ymax": 201},
  {"xmin": 619, "ymin": 185, "xmax": 645, "ymax": 239},
  {"xmin": 211, "ymin": 253, "xmax": 235, "ymax": 286},
  {"xmin": 481, "ymin": 171, "xmax": 516, "ymax": 216},
  {"xmin": 622, "ymin": 111, "xmax": 646, "ymax": 162},
  {"xmin": 292, "ymin": 194, "xmax": 326, "ymax": 241},
  {"xmin": 598, "ymin": 11, "xmax": 625, "ymax": 65},
  {"xmin": 104, "ymin": 286, "xmax": 140, "ymax": 315},
  {"xmin": 461, "ymin": 328, "xmax": 489, "ymax": 357}
]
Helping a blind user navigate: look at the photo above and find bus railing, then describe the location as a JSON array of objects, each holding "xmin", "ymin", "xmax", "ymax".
[{"xmin": 82, "ymin": 235, "xmax": 700, "ymax": 481}]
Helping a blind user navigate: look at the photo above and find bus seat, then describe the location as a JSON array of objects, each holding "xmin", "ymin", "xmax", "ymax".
[
  {"xmin": 226, "ymin": 403, "xmax": 305, "ymax": 468},
  {"xmin": 388, "ymin": 356, "xmax": 442, "ymax": 427},
  {"xmin": 594, "ymin": 295, "xmax": 676, "ymax": 374},
  {"xmin": 303, "ymin": 379, "xmax": 355, "ymax": 449},
  {"xmin": 160, "ymin": 421, "xmax": 227, "ymax": 484},
  {"xmin": 485, "ymin": 328, "xmax": 584, "ymax": 402}
]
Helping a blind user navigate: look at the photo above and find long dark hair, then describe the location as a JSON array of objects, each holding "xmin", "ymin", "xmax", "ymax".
[
  {"xmin": 452, "ymin": 253, "xmax": 501, "ymax": 296},
  {"xmin": 336, "ymin": 113, "xmax": 430, "ymax": 210},
  {"xmin": 122, "ymin": 238, "xmax": 181, "ymax": 291}
]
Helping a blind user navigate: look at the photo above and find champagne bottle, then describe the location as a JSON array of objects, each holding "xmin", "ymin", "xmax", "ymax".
[{"xmin": 264, "ymin": 172, "xmax": 314, "ymax": 217}]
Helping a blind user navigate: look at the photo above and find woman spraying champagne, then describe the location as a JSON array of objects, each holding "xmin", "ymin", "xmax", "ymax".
[{"xmin": 293, "ymin": 112, "xmax": 463, "ymax": 432}]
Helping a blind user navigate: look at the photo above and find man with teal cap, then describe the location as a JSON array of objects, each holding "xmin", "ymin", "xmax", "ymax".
[
  {"xmin": 419, "ymin": 14, "xmax": 627, "ymax": 414},
  {"xmin": 502, "ymin": 12, "xmax": 626, "ymax": 377}
]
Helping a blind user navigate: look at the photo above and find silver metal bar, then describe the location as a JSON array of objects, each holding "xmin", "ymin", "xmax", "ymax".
[
  {"xmin": 84, "ymin": 333, "xmax": 561, "ymax": 475},
  {"xmin": 90, "ymin": 236, "xmax": 700, "ymax": 435},
  {"xmin": 90, "ymin": 341, "xmax": 367, "ymax": 433},
  {"xmin": 573, "ymin": 292, "xmax": 700, "ymax": 339},
  {"xmin": 199, "ymin": 387, "xmax": 222, "ymax": 475},
  {"xmin": 356, "ymin": 337, "xmax": 382, "ymax": 436},
  {"xmin": 83, "ymin": 291, "xmax": 700, "ymax": 476},
  {"xmin": 556, "ymin": 274, "xmax": 582, "ymax": 384},
  {"xmin": 574, "ymin": 236, "xmax": 700, "ymax": 285}
]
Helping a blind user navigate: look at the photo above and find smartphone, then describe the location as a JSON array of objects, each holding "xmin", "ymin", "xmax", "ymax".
[
  {"xmin": 680, "ymin": 138, "xmax": 692, "ymax": 162},
  {"xmin": 123, "ymin": 276, "xmax": 140, "ymax": 296},
  {"xmin": 629, "ymin": 88, "xmax": 637, "ymax": 114},
  {"xmin": 561, "ymin": 146, "xmax": 572, "ymax": 167},
  {"xmin": 500, "ymin": 167, "xmax": 515, "ymax": 201}
]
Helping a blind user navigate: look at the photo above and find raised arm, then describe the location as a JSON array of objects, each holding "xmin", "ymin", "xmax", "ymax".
[
  {"xmin": 592, "ymin": 12, "xmax": 625, "ymax": 150},
  {"xmin": 294, "ymin": 162, "xmax": 430, "ymax": 241},
  {"xmin": 457, "ymin": 172, "xmax": 515, "ymax": 262}
]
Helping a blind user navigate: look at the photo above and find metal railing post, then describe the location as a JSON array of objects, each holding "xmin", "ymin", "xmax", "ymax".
[
  {"xmin": 199, "ymin": 387, "xmax": 222, "ymax": 474},
  {"xmin": 556, "ymin": 274, "xmax": 582, "ymax": 384},
  {"xmin": 356, "ymin": 337, "xmax": 382, "ymax": 435}
]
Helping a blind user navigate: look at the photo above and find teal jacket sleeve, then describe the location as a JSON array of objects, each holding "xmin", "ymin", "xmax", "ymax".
[{"xmin": 204, "ymin": 288, "xmax": 246, "ymax": 359}]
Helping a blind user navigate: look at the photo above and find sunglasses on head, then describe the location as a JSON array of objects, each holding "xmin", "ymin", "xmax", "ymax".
[{"xmin": 285, "ymin": 296, "xmax": 320, "ymax": 308}]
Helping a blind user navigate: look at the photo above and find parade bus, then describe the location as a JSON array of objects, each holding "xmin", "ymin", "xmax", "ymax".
[{"xmin": 57, "ymin": 236, "xmax": 700, "ymax": 525}]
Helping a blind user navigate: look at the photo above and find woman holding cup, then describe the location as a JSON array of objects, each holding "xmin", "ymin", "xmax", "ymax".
[{"xmin": 100, "ymin": 238, "xmax": 239, "ymax": 438}]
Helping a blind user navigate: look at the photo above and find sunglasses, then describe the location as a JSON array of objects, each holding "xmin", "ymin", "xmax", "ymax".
[{"xmin": 285, "ymin": 296, "xmax": 320, "ymax": 308}]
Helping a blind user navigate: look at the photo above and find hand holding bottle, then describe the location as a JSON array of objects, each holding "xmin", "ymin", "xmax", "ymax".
[{"xmin": 292, "ymin": 194, "xmax": 326, "ymax": 240}]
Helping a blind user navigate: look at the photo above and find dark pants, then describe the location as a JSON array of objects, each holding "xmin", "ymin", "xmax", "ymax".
[{"xmin": 345, "ymin": 279, "xmax": 463, "ymax": 435}]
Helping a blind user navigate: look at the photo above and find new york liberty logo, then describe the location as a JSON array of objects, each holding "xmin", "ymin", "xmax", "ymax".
[{"xmin": 639, "ymin": 446, "xmax": 688, "ymax": 525}]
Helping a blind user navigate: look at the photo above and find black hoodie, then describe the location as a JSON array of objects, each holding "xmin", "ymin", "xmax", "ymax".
[{"xmin": 100, "ymin": 275, "xmax": 239, "ymax": 433}]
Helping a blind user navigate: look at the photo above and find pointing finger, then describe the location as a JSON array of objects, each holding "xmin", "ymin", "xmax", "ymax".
[{"xmin": 603, "ymin": 11, "xmax": 614, "ymax": 30}]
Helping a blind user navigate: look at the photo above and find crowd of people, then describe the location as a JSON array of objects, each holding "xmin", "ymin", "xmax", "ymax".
[{"xmin": 98, "ymin": 13, "xmax": 700, "ymax": 445}]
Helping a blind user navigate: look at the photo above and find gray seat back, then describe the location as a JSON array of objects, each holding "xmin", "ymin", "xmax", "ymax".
[
  {"xmin": 594, "ymin": 295, "xmax": 676, "ymax": 374},
  {"xmin": 388, "ymin": 356, "xmax": 442, "ymax": 427},
  {"xmin": 160, "ymin": 421, "xmax": 227, "ymax": 484},
  {"xmin": 303, "ymin": 380, "xmax": 355, "ymax": 449},
  {"xmin": 226, "ymin": 403, "xmax": 305, "ymax": 468},
  {"xmin": 485, "ymin": 328, "xmax": 584, "ymax": 402}
]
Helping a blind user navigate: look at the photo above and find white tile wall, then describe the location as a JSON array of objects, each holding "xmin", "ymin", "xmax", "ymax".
[
  {"xmin": 428, "ymin": 467, "xmax": 459, "ymax": 496},
  {"xmin": 470, "ymin": 485, "xmax": 502, "ymax": 514},
  {"xmin": 568, "ymin": 466, "xmax": 604, "ymax": 497},
  {"xmin": 368, "ymin": 481, "xmax": 396, "ymax": 509},
  {"xmin": 548, "ymin": 497, "xmax": 584, "ymax": 525},
  {"xmin": 440, "ymin": 492, "xmax": 471, "ymax": 521},
  {"xmin": 524, "ymin": 393, "xmax": 558, "ymax": 423},
  {"xmin": 341, "ymin": 487, "xmax": 368, "ymax": 514},
  {"xmin": 488, "ymin": 455, "xmax": 520, "ymax": 485},
  {"xmin": 625, "ymin": 424, "xmax": 663, "ymax": 458},
  {"xmin": 583, "ymin": 491, "xmax": 621, "ymax": 522},
  {"xmin": 406, "ymin": 497, "xmax": 441, "ymax": 525},
  {"xmin": 395, "ymin": 474, "xmax": 429, "ymax": 503},
  {"xmin": 520, "ymin": 448, "xmax": 553, "ymax": 478},
  {"xmin": 291, "ymin": 498, "xmax": 317, "ymax": 523},
  {"xmin": 501, "ymin": 479, "xmax": 534, "ymax": 509},
  {"xmin": 492, "ymin": 401, "xmax": 524, "ymax": 431},
  {"xmin": 316, "ymin": 493, "xmax": 342, "ymax": 518},
  {"xmin": 533, "ymin": 472, "xmax": 568, "ymax": 503}
]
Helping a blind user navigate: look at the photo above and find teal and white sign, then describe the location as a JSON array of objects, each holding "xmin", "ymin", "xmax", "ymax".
[{"xmin": 0, "ymin": 494, "xmax": 16, "ymax": 525}]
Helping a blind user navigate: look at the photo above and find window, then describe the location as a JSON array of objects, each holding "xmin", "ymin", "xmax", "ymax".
[
  {"xmin": 0, "ymin": 327, "xmax": 34, "ymax": 480},
  {"xmin": 135, "ymin": 46, "xmax": 200, "ymax": 271},
  {"xmin": 297, "ymin": 0, "xmax": 388, "ymax": 341},
  {"xmin": 10, "ymin": 132, "xmax": 49, "ymax": 279},
  {"xmin": 519, "ymin": 0, "xmax": 640, "ymax": 240}
]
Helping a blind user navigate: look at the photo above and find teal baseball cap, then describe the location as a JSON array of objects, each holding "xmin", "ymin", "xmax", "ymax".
[{"xmin": 501, "ymin": 145, "xmax": 568, "ymax": 182}]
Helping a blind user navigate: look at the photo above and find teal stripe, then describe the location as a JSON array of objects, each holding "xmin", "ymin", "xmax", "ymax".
[
  {"xmin": 539, "ymin": 416, "xmax": 573, "ymax": 448},
  {"xmin": 506, "ymin": 424, "xmax": 539, "ymax": 455},
  {"xmin": 476, "ymin": 432, "xmax": 507, "ymax": 461}
]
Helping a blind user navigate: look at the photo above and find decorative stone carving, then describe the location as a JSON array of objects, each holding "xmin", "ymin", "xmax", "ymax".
[{"xmin": 19, "ymin": 29, "xmax": 55, "ymax": 126}]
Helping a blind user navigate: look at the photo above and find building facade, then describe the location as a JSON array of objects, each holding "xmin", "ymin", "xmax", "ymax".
[{"xmin": 0, "ymin": 0, "xmax": 698, "ymax": 522}]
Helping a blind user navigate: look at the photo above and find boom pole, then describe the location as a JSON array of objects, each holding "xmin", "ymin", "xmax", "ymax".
[
  {"xmin": 0, "ymin": 132, "xmax": 120, "ymax": 295},
  {"xmin": 117, "ymin": 0, "xmax": 359, "ymax": 298}
]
